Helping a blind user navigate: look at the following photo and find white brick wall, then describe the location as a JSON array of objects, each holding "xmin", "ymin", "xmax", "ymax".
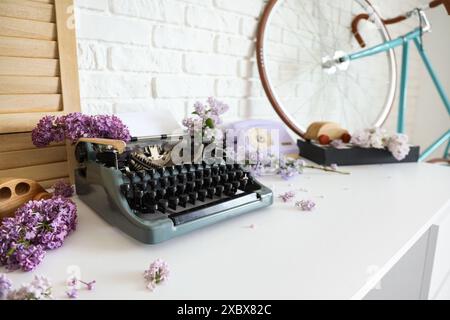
[{"xmin": 75, "ymin": 0, "xmax": 429, "ymax": 139}]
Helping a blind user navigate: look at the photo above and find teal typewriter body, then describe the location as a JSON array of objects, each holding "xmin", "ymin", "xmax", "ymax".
[{"xmin": 74, "ymin": 137, "xmax": 273, "ymax": 244}]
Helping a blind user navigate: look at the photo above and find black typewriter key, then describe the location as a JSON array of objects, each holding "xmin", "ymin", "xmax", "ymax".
[
  {"xmin": 184, "ymin": 164, "xmax": 192, "ymax": 171},
  {"xmin": 169, "ymin": 175, "xmax": 177, "ymax": 186},
  {"xmin": 169, "ymin": 197, "xmax": 179, "ymax": 210},
  {"xmin": 138, "ymin": 182, "xmax": 148, "ymax": 191},
  {"xmin": 224, "ymin": 183, "xmax": 233, "ymax": 194},
  {"xmin": 215, "ymin": 185, "xmax": 224, "ymax": 197},
  {"xmin": 120, "ymin": 183, "xmax": 131, "ymax": 196},
  {"xmin": 211, "ymin": 165, "xmax": 219, "ymax": 175},
  {"xmin": 220, "ymin": 164, "xmax": 227, "ymax": 173},
  {"xmin": 220, "ymin": 173, "xmax": 228, "ymax": 183},
  {"xmin": 146, "ymin": 190, "xmax": 157, "ymax": 202},
  {"xmin": 178, "ymin": 173, "xmax": 187, "ymax": 184},
  {"xmin": 158, "ymin": 199, "xmax": 169, "ymax": 213},
  {"xmin": 203, "ymin": 177, "xmax": 212, "ymax": 188},
  {"xmin": 212, "ymin": 175, "xmax": 221, "ymax": 185},
  {"xmin": 228, "ymin": 171, "xmax": 236, "ymax": 181},
  {"xmin": 187, "ymin": 171, "xmax": 195, "ymax": 181},
  {"xmin": 168, "ymin": 186, "xmax": 177, "ymax": 197},
  {"xmin": 167, "ymin": 166, "xmax": 175, "ymax": 175},
  {"xmin": 175, "ymin": 164, "xmax": 183, "ymax": 172},
  {"xmin": 235, "ymin": 170, "xmax": 244, "ymax": 179},
  {"xmin": 195, "ymin": 169, "xmax": 203, "ymax": 179},
  {"xmin": 207, "ymin": 187, "xmax": 215, "ymax": 199},
  {"xmin": 195, "ymin": 178, "xmax": 204, "ymax": 189},
  {"xmin": 239, "ymin": 179, "xmax": 248, "ymax": 190},
  {"xmin": 234, "ymin": 164, "xmax": 241, "ymax": 170},
  {"xmin": 141, "ymin": 204, "xmax": 158, "ymax": 214},
  {"xmin": 134, "ymin": 190, "xmax": 145, "ymax": 209},
  {"xmin": 137, "ymin": 170, "xmax": 150, "ymax": 182},
  {"xmin": 177, "ymin": 183, "xmax": 186, "ymax": 195},
  {"xmin": 198, "ymin": 189, "xmax": 207, "ymax": 202},
  {"xmin": 179, "ymin": 194, "xmax": 188, "ymax": 207},
  {"xmin": 204, "ymin": 167, "xmax": 211, "ymax": 177},
  {"xmin": 148, "ymin": 179, "xmax": 158, "ymax": 189},
  {"xmin": 160, "ymin": 176, "xmax": 169, "ymax": 188},
  {"xmin": 127, "ymin": 171, "xmax": 139, "ymax": 183},
  {"xmin": 156, "ymin": 188, "xmax": 166, "ymax": 199},
  {"xmin": 188, "ymin": 192, "xmax": 197, "ymax": 205},
  {"xmin": 186, "ymin": 181, "xmax": 195, "ymax": 192},
  {"xmin": 147, "ymin": 168, "xmax": 156, "ymax": 176}
]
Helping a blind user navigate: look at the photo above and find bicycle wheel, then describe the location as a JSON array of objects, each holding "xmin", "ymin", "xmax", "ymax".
[{"xmin": 257, "ymin": 0, "xmax": 397, "ymax": 137}]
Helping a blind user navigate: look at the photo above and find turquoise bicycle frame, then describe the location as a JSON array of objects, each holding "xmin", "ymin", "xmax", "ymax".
[{"xmin": 346, "ymin": 27, "xmax": 450, "ymax": 161}]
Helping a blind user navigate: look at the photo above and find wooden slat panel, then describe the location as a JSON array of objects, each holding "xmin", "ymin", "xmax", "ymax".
[
  {"xmin": 0, "ymin": 161, "xmax": 68, "ymax": 181},
  {"xmin": 55, "ymin": 0, "xmax": 80, "ymax": 115},
  {"xmin": 0, "ymin": 76, "xmax": 60, "ymax": 94},
  {"xmin": 0, "ymin": 132, "xmax": 64, "ymax": 152},
  {"xmin": 0, "ymin": 145, "xmax": 67, "ymax": 170},
  {"xmin": 0, "ymin": 36, "xmax": 58, "ymax": 58},
  {"xmin": 0, "ymin": 16, "xmax": 56, "ymax": 40},
  {"xmin": 0, "ymin": 57, "xmax": 59, "ymax": 76},
  {"xmin": 0, "ymin": 94, "xmax": 61, "ymax": 114},
  {"xmin": 0, "ymin": 0, "xmax": 55, "ymax": 23},
  {"xmin": 0, "ymin": 111, "xmax": 62, "ymax": 134}
]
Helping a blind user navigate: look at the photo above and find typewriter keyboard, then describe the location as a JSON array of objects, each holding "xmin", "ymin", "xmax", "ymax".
[{"xmin": 120, "ymin": 163, "xmax": 260, "ymax": 225}]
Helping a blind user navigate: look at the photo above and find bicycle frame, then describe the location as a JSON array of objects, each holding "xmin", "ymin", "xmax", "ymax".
[{"xmin": 346, "ymin": 26, "xmax": 450, "ymax": 161}]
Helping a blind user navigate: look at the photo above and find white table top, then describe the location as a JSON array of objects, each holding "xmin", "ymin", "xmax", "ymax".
[{"xmin": 3, "ymin": 163, "xmax": 450, "ymax": 300}]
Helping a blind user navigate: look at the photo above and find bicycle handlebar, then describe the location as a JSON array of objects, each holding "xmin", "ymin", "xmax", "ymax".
[{"xmin": 352, "ymin": 0, "xmax": 450, "ymax": 48}]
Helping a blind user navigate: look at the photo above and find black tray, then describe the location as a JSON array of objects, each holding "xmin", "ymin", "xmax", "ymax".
[{"xmin": 297, "ymin": 139, "xmax": 420, "ymax": 166}]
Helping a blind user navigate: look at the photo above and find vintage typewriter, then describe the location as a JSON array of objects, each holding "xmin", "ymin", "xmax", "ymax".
[{"xmin": 74, "ymin": 112, "xmax": 273, "ymax": 244}]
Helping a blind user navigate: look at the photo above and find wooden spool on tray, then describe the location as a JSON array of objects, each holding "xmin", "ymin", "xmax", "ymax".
[{"xmin": 0, "ymin": 178, "xmax": 52, "ymax": 219}]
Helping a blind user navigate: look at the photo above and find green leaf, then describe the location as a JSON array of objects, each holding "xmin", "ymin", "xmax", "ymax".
[
  {"xmin": 192, "ymin": 111, "xmax": 199, "ymax": 115},
  {"xmin": 205, "ymin": 118, "xmax": 215, "ymax": 129}
]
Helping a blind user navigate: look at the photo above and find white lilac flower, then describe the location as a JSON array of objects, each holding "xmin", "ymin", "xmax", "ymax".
[
  {"xmin": 295, "ymin": 200, "xmax": 316, "ymax": 211},
  {"xmin": 144, "ymin": 259, "xmax": 170, "ymax": 291},
  {"xmin": 368, "ymin": 128, "xmax": 388, "ymax": 149},
  {"xmin": 330, "ymin": 164, "xmax": 338, "ymax": 171},
  {"xmin": 7, "ymin": 275, "xmax": 53, "ymax": 300},
  {"xmin": 278, "ymin": 191, "xmax": 296, "ymax": 203},
  {"xmin": 350, "ymin": 129, "xmax": 371, "ymax": 148},
  {"xmin": 330, "ymin": 139, "xmax": 347, "ymax": 149},
  {"xmin": 387, "ymin": 134, "xmax": 410, "ymax": 161},
  {"xmin": 0, "ymin": 274, "xmax": 12, "ymax": 300}
]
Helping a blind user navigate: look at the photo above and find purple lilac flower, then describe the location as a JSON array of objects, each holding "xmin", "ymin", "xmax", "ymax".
[
  {"xmin": 58, "ymin": 113, "xmax": 94, "ymax": 142},
  {"xmin": 278, "ymin": 191, "xmax": 296, "ymax": 203},
  {"xmin": 193, "ymin": 102, "xmax": 207, "ymax": 117},
  {"xmin": 295, "ymin": 199, "xmax": 316, "ymax": 211},
  {"xmin": 52, "ymin": 180, "xmax": 74, "ymax": 198},
  {"xmin": 31, "ymin": 116, "xmax": 64, "ymax": 148},
  {"xmin": 84, "ymin": 280, "xmax": 96, "ymax": 291},
  {"xmin": 0, "ymin": 198, "xmax": 77, "ymax": 272},
  {"xmin": 144, "ymin": 259, "xmax": 170, "ymax": 291},
  {"xmin": 93, "ymin": 114, "xmax": 131, "ymax": 142},
  {"xmin": 32, "ymin": 113, "xmax": 131, "ymax": 147},
  {"xmin": 0, "ymin": 274, "xmax": 12, "ymax": 300},
  {"xmin": 66, "ymin": 287, "xmax": 78, "ymax": 299}
]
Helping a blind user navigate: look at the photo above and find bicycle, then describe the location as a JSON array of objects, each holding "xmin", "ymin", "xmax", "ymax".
[{"xmin": 256, "ymin": 0, "xmax": 450, "ymax": 161}]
